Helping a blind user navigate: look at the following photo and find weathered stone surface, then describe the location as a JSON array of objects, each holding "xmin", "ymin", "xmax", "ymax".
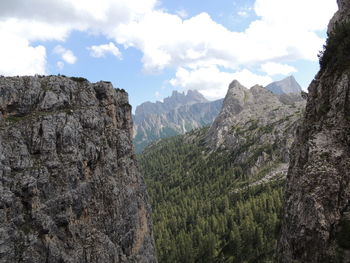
[
  {"xmin": 204, "ymin": 80, "xmax": 305, "ymax": 180},
  {"xmin": 278, "ymin": 2, "xmax": 350, "ymax": 262},
  {"xmin": 0, "ymin": 76, "xmax": 156, "ymax": 263},
  {"xmin": 206, "ymin": 80, "xmax": 305, "ymax": 151},
  {"xmin": 328, "ymin": 0, "xmax": 350, "ymax": 34}
]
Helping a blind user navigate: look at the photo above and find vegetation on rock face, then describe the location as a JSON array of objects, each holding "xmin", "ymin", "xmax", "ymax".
[
  {"xmin": 318, "ymin": 21, "xmax": 350, "ymax": 73},
  {"xmin": 139, "ymin": 127, "xmax": 286, "ymax": 263},
  {"xmin": 69, "ymin": 76, "xmax": 88, "ymax": 82}
]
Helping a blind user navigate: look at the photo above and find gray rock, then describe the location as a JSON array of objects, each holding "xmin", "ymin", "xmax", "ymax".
[
  {"xmin": 328, "ymin": 0, "xmax": 350, "ymax": 35},
  {"xmin": 201, "ymin": 80, "xmax": 306, "ymax": 181},
  {"xmin": 133, "ymin": 90, "xmax": 223, "ymax": 152},
  {"xmin": 206, "ymin": 80, "xmax": 305, "ymax": 152},
  {"xmin": 266, "ymin": 76, "xmax": 302, "ymax": 95},
  {"xmin": 0, "ymin": 76, "xmax": 156, "ymax": 263},
  {"xmin": 278, "ymin": 2, "xmax": 350, "ymax": 262}
]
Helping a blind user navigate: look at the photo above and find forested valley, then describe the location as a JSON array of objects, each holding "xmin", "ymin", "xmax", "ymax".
[{"xmin": 139, "ymin": 127, "xmax": 284, "ymax": 262}]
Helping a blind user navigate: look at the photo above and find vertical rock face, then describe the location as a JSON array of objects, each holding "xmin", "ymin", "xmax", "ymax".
[
  {"xmin": 328, "ymin": 0, "xmax": 350, "ymax": 34},
  {"xmin": 0, "ymin": 76, "xmax": 156, "ymax": 262},
  {"xmin": 279, "ymin": 2, "xmax": 350, "ymax": 262}
]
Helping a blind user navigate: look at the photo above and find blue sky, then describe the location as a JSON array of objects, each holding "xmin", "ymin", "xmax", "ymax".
[{"xmin": 0, "ymin": 0, "xmax": 337, "ymax": 111}]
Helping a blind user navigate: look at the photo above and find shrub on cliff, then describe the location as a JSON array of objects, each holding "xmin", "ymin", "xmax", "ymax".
[{"xmin": 318, "ymin": 21, "xmax": 350, "ymax": 73}]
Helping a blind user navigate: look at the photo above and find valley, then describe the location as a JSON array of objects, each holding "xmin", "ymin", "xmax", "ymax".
[{"xmin": 138, "ymin": 79, "xmax": 305, "ymax": 262}]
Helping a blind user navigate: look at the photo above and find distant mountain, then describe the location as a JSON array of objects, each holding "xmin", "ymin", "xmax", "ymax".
[
  {"xmin": 133, "ymin": 76, "xmax": 304, "ymax": 153},
  {"xmin": 139, "ymin": 80, "xmax": 306, "ymax": 262},
  {"xmin": 135, "ymin": 90, "xmax": 208, "ymax": 118},
  {"xmin": 206, "ymin": 80, "xmax": 305, "ymax": 152},
  {"xmin": 265, "ymin": 75, "xmax": 302, "ymax": 95},
  {"xmin": 133, "ymin": 90, "xmax": 223, "ymax": 152}
]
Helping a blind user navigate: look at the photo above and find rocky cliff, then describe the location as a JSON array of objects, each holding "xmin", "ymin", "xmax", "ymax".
[
  {"xmin": 133, "ymin": 90, "xmax": 223, "ymax": 152},
  {"xmin": 266, "ymin": 76, "xmax": 302, "ymax": 95},
  {"xmin": 278, "ymin": 1, "xmax": 350, "ymax": 262},
  {"xmin": 0, "ymin": 76, "xmax": 156, "ymax": 262},
  {"xmin": 206, "ymin": 80, "xmax": 305, "ymax": 157}
]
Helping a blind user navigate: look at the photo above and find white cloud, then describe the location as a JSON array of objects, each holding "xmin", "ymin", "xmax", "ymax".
[
  {"xmin": 113, "ymin": 0, "xmax": 337, "ymax": 72},
  {"xmin": 176, "ymin": 9, "xmax": 188, "ymax": 19},
  {"xmin": 231, "ymin": 69, "xmax": 273, "ymax": 87},
  {"xmin": 53, "ymin": 45, "xmax": 77, "ymax": 64},
  {"xmin": 237, "ymin": 11, "xmax": 248, "ymax": 17},
  {"xmin": 260, "ymin": 62, "xmax": 297, "ymax": 76},
  {"xmin": 88, "ymin": 42, "xmax": 122, "ymax": 58},
  {"xmin": 237, "ymin": 6, "xmax": 252, "ymax": 18},
  {"xmin": 56, "ymin": 61, "xmax": 64, "ymax": 70},
  {"xmin": 254, "ymin": 0, "xmax": 335, "ymax": 31},
  {"xmin": 0, "ymin": 0, "xmax": 337, "ymax": 79},
  {"xmin": 0, "ymin": 32, "xmax": 46, "ymax": 76},
  {"xmin": 0, "ymin": 0, "xmax": 157, "ymax": 76},
  {"xmin": 169, "ymin": 66, "xmax": 272, "ymax": 100}
]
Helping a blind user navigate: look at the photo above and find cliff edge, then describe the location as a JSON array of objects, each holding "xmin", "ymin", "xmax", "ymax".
[
  {"xmin": 0, "ymin": 76, "xmax": 156, "ymax": 263},
  {"xmin": 278, "ymin": 1, "xmax": 350, "ymax": 262}
]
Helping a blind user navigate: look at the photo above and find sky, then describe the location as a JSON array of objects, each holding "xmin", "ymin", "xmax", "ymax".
[{"xmin": 0, "ymin": 0, "xmax": 338, "ymax": 111}]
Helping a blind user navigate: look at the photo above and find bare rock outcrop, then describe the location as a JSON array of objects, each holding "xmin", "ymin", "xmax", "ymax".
[
  {"xmin": 206, "ymin": 80, "xmax": 305, "ymax": 151},
  {"xmin": 278, "ymin": 1, "xmax": 350, "ymax": 262},
  {"xmin": 0, "ymin": 76, "xmax": 156, "ymax": 263},
  {"xmin": 204, "ymin": 80, "xmax": 305, "ymax": 179}
]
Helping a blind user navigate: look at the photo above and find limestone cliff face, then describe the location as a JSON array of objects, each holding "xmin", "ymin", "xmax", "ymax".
[
  {"xmin": 206, "ymin": 80, "xmax": 305, "ymax": 151},
  {"xmin": 204, "ymin": 80, "xmax": 305, "ymax": 179},
  {"xmin": 278, "ymin": 2, "xmax": 350, "ymax": 262},
  {"xmin": 0, "ymin": 76, "xmax": 156, "ymax": 262},
  {"xmin": 328, "ymin": 0, "xmax": 350, "ymax": 34}
]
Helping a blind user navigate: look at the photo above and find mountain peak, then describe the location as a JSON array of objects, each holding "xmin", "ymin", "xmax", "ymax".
[
  {"xmin": 265, "ymin": 75, "xmax": 302, "ymax": 95},
  {"xmin": 186, "ymin": 89, "xmax": 208, "ymax": 102},
  {"xmin": 135, "ymin": 89, "xmax": 208, "ymax": 117},
  {"xmin": 228, "ymin": 80, "xmax": 244, "ymax": 90},
  {"xmin": 206, "ymin": 78, "xmax": 305, "ymax": 149}
]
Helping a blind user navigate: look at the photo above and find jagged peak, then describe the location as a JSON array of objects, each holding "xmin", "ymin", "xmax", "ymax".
[
  {"xmin": 135, "ymin": 89, "xmax": 208, "ymax": 116},
  {"xmin": 228, "ymin": 80, "xmax": 246, "ymax": 90},
  {"xmin": 206, "ymin": 76, "xmax": 305, "ymax": 150},
  {"xmin": 171, "ymin": 90, "xmax": 184, "ymax": 96},
  {"xmin": 250, "ymin": 84, "xmax": 266, "ymax": 92},
  {"xmin": 265, "ymin": 75, "xmax": 302, "ymax": 95}
]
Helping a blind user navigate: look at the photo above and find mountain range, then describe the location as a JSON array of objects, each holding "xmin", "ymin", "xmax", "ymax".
[
  {"xmin": 133, "ymin": 90, "xmax": 223, "ymax": 152},
  {"xmin": 133, "ymin": 75, "xmax": 303, "ymax": 152}
]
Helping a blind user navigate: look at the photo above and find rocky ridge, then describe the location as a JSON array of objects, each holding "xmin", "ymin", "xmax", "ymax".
[
  {"xmin": 278, "ymin": 1, "xmax": 350, "ymax": 262},
  {"xmin": 134, "ymin": 90, "xmax": 208, "ymax": 118},
  {"xmin": 206, "ymin": 80, "xmax": 305, "ymax": 162},
  {"xmin": 133, "ymin": 90, "xmax": 223, "ymax": 152},
  {"xmin": 0, "ymin": 76, "xmax": 156, "ymax": 263},
  {"xmin": 266, "ymin": 76, "xmax": 302, "ymax": 95}
]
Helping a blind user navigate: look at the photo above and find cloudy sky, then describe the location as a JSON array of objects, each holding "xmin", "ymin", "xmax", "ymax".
[{"xmin": 0, "ymin": 0, "xmax": 337, "ymax": 109}]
